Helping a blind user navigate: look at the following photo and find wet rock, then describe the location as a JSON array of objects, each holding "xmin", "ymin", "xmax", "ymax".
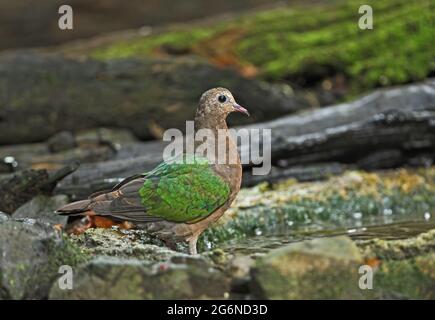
[
  {"xmin": 225, "ymin": 255, "xmax": 255, "ymax": 298},
  {"xmin": 228, "ymin": 255, "xmax": 255, "ymax": 279},
  {"xmin": 204, "ymin": 248, "xmax": 231, "ymax": 267},
  {"xmin": 0, "ymin": 219, "xmax": 86, "ymax": 299},
  {"xmin": 0, "ymin": 212, "xmax": 10, "ymax": 222},
  {"xmin": 0, "ymin": 156, "xmax": 18, "ymax": 173},
  {"xmin": 13, "ymin": 195, "xmax": 69, "ymax": 226},
  {"xmin": 374, "ymin": 253, "xmax": 435, "ymax": 299},
  {"xmin": 69, "ymin": 228, "xmax": 186, "ymax": 262},
  {"xmin": 353, "ymin": 228, "xmax": 435, "ymax": 299},
  {"xmin": 357, "ymin": 229, "xmax": 435, "ymax": 260},
  {"xmin": 250, "ymin": 236, "xmax": 364, "ymax": 299},
  {"xmin": 47, "ymin": 131, "xmax": 76, "ymax": 153},
  {"xmin": 50, "ymin": 256, "xmax": 230, "ymax": 299},
  {"xmin": 75, "ymin": 128, "xmax": 138, "ymax": 146}
]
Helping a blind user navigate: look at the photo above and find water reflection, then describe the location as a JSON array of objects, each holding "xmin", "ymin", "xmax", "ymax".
[{"xmin": 220, "ymin": 216, "xmax": 435, "ymax": 255}]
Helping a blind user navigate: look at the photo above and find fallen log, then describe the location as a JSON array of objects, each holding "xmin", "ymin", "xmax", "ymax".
[
  {"xmin": 51, "ymin": 79, "xmax": 435, "ymax": 198},
  {"xmin": 0, "ymin": 52, "xmax": 312, "ymax": 145},
  {"xmin": 0, "ymin": 0, "xmax": 279, "ymax": 50}
]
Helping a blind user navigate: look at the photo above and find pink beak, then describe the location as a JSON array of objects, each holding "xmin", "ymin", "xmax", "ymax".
[{"xmin": 233, "ymin": 103, "xmax": 250, "ymax": 116}]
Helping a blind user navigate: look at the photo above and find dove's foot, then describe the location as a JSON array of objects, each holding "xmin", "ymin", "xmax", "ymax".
[{"xmin": 188, "ymin": 236, "xmax": 198, "ymax": 255}]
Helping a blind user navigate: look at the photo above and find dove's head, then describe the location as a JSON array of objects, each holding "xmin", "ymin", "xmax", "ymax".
[{"xmin": 197, "ymin": 87, "xmax": 249, "ymax": 119}]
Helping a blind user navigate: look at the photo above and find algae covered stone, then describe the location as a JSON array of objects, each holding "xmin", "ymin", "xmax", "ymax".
[
  {"xmin": 0, "ymin": 219, "xmax": 86, "ymax": 299},
  {"xmin": 251, "ymin": 236, "xmax": 364, "ymax": 299},
  {"xmin": 373, "ymin": 253, "xmax": 435, "ymax": 299},
  {"xmin": 50, "ymin": 256, "xmax": 230, "ymax": 299},
  {"xmin": 358, "ymin": 229, "xmax": 435, "ymax": 261},
  {"xmin": 91, "ymin": 0, "xmax": 433, "ymax": 94},
  {"xmin": 356, "ymin": 229, "xmax": 435, "ymax": 299}
]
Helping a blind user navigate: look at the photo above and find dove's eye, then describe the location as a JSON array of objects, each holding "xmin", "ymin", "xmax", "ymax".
[{"xmin": 218, "ymin": 95, "xmax": 227, "ymax": 103}]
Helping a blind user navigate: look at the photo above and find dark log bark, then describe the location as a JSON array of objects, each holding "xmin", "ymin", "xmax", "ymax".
[
  {"xmin": 0, "ymin": 162, "xmax": 78, "ymax": 213},
  {"xmin": 50, "ymin": 79, "xmax": 435, "ymax": 198},
  {"xmin": 0, "ymin": 0, "xmax": 281, "ymax": 50},
  {"xmin": 242, "ymin": 163, "xmax": 347, "ymax": 187},
  {"xmin": 0, "ymin": 52, "xmax": 312, "ymax": 145}
]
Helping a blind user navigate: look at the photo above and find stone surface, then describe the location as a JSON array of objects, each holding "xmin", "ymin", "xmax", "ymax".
[
  {"xmin": 50, "ymin": 255, "xmax": 230, "ymax": 299},
  {"xmin": 50, "ymin": 227, "xmax": 232, "ymax": 299},
  {"xmin": 0, "ymin": 219, "xmax": 86, "ymax": 299},
  {"xmin": 355, "ymin": 229, "xmax": 435, "ymax": 299},
  {"xmin": 69, "ymin": 228, "xmax": 186, "ymax": 261},
  {"xmin": 373, "ymin": 253, "xmax": 435, "ymax": 299},
  {"xmin": 227, "ymin": 255, "xmax": 255, "ymax": 279},
  {"xmin": 13, "ymin": 195, "xmax": 69, "ymax": 226},
  {"xmin": 47, "ymin": 131, "xmax": 76, "ymax": 153},
  {"xmin": 357, "ymin": 229, "xmax": 435, "ymax": 260},
  {"xmin": 0, "ymin": 166, "xmax": 433, "ymax": 300},
  {"xmin": 0, "ymin": 212, "xmax": 10, "ymax": 222},
  {"xmin": 250, "ymin": 236, "xmax": 364, "ymax": 299}
]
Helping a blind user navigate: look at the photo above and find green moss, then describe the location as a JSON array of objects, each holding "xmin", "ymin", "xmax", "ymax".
[
  {"xmin": 92, "ymin": 28, "xmax": 220, "ymax": 60},
  {"xmin": 91, "ymin": 0, "xmax": 434, "ymax": 95},
  {"xmin": 49, "ymin": 235, "xmax": 89, "ymax": 267},
  {"xmin": 375, "ymin": 254, "xmax": 435, "ymax": 299},
  {"xmin": 35, "ymin": 235, "xmax": 89, "ymax": 297},
  {"xmin": 237, "ymin": 0, "xmax": 434, "ymax": 88}
]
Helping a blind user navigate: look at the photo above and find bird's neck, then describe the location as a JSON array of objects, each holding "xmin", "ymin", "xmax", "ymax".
[
  {"xmin": 194, "ymin": 114, "xmax": 228, "ymax": 132},
  {"xmin": 193, "ymin": 114, "xmax": 240, "ymax": 168}
]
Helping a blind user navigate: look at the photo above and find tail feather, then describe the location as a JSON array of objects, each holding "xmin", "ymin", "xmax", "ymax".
[{"xmin": 56, "ymin": 199, "xmax": 92, "ymax": 215}]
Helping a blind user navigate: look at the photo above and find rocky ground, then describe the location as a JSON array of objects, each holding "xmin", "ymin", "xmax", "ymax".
[
  {"xmin": 1, "ymin": 167, "xmax": 433, "ymax": 299},
  {"xmin": 0, "ymin": 0, "xmax": 434, "ymax": 300}
]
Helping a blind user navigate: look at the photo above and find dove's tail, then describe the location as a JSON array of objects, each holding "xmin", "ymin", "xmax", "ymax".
[
  {"xmin": 56, "ymin": 199, "xmax": 92, "ymax": 215},
  {"xmin": 56, "ymin": 199, "xmax": 134, "ymax": 235}
]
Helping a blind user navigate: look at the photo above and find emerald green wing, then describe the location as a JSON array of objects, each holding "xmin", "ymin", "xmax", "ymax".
[{"xmin": 138, "ymin": 155, "xmax": 230, "ymax": 223}]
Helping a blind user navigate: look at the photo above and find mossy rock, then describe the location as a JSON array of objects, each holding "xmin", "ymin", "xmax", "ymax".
[
  {"xmin": 69, "ymin": 228, "xmax": 187, "ymax": 262},
  {"xmin": 374, "ymin": 253, "xmax": 435, "ymax": 299},
  {"xmin": 0, "ymin": 219, "xmax": 87, "ymax": 299},
  {"xmin": 90, "ymin": 0, "xmax": 434, "ymax": 95},
  {"xmin": 50, "ymin": 256, "xmax": 230, "ymax": 299},
  {"xmin": 358, "ymin": 229, "xmax": 435, "ymax": 261},
  {"xmin": 250, "ymin": 236, "xmax": 364, "ymax": 299}
]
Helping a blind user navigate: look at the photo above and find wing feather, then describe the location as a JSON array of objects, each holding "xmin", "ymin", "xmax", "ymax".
[{"xmin": 85, "ymin": 155, "xmax": 230, "ymax": 223}]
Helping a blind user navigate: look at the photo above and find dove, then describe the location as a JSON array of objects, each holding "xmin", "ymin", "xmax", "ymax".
[{"xmin": 57, "ymin": 87, "xmax": 249, "ymax": 254}]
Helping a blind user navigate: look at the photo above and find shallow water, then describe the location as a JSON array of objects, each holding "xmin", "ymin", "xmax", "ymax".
[{"xmin": 220, "ymin": 214, "xmax": 435, "ymax": 255}]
